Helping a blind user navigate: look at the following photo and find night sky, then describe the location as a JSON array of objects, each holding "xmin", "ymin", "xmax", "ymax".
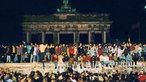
[{"xmin": 0, "ymin": 0, "xmax": 146, "ymax": 44}]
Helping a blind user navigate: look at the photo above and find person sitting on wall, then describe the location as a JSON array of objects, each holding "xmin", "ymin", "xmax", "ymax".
[
  {"xmin": 103, "ymin": 53, "xmax": 110, "ymax": 67},
  {"xmin": 113, "ymin": 53, "xmax": 118, "ymax": 66},
  {"xmin": 132, "ymin": 52, "xmax": 139, "ymax": 65},
  {"xmin": 62, "ymin": 53, "xmax": 69, "ymax": 68},
  {"xmin": 58, "ymin": 54, "xmax": 65, "ymax": 65},
  {"xmin": 82, "ymin": 54, "xmax": 87, "ymax": 68},
  {"xmin": 52, "ymin": 54, "xmax": 58, "ymax": 69},
  {"xmin": 119, "ymin": 53, "xmax": 126, "ymax": 66},
  {"xmin": 77, "ymin": 55, "xmax": 83, "ymax": 69},
  {"xmin": 109, "ymin": 53, "xmax": 115, "ymax": 66},
  {"xmin": 68, "ymin": 54, "xmax": 74, "ymax": 67},
  {"xmin": 126, "ymin": 53, "xmax": 133, "ymax": 67}
]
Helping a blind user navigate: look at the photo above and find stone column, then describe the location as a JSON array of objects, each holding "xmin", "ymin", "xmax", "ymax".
[
  {"xmin": 88, "ymin": 31, "xmax": 91, "ymax": 44},
  {"xmin": 26, "ymin": 32, "xmax": 30, "ymax": 43},
  {"xmin": 74, "ymin": 32, "xmax": 75, "ymax": 44},
  {"xmin": 58, "ymin": 32, "xmax": 60, "ymax": 44},
  {"xmin": 42, "ymin": 32, "xmax": 45, "ymax": 43},
  {"xmin": 102, "ymin": 31, "xmax": 106, "ymax": 43}
]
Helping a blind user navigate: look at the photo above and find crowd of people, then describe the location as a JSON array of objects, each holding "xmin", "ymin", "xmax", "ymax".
[
  {"xmin": 0, "ymin": 66, "xmax": 146, "ymax": 82},
  {"xmin": 0, "ymin": 42, "xmax": 146, "ymax": 81},
  {"xmin": 0, "ymin": 42, "xmax": 146, "ymax": 65}
]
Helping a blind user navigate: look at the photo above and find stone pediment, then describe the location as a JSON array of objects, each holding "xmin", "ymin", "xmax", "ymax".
[{"xmin": 23, "ymin": 13, "xmax": 111, "ymax": 22}]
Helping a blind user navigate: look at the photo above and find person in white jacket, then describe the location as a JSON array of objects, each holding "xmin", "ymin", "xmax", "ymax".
[
  {"xmin": 117, "ymin": 46, "xmax": 125, "ymax": 58},
  {"xmin": 33, "ymin": 44, "xmax": 39, "ymax": 62}
]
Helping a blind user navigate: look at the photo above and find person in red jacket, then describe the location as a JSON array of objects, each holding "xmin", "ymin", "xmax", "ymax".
[
  {"xmin": 68, "ymin": 45, "xmax": 74, "ymax": 57},
  {"xmin": 86, "ymin": 54, "xmax": 91, "ymax": 62},
  {"xmin": 109, "ymin": 53, "xmax": 114, "ymax": 66},
  {"xmin": 82, "ymin": 54, "xmax": 87, "ymax": 68},
  {"xmin": 86, "ymin": 54, "xmax": 91, "ymax": 68},
  {"xmin": 129, "ymin": 43, "xmax": 135, "ymax": 55},
  {"xmin": 98, "ymin": 46, "xmax": 103, "ymax": 56},
  {"xmin": 138, "ymin": 71, "xmax": 146, "ymax": 82},
  {"xmin": 55, "ymin": 45, "xmax": 62, "ymax": 55}
]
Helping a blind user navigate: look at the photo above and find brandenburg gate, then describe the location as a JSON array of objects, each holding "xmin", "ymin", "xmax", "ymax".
[{"xmin": 22, "ymin": 0, "xmax": 112, "ymax": 44}]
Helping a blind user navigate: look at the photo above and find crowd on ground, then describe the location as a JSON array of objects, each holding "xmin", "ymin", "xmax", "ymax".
[{"xmin": 1, "ymin": 66, "xmax": 146, "ymax": 82}]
